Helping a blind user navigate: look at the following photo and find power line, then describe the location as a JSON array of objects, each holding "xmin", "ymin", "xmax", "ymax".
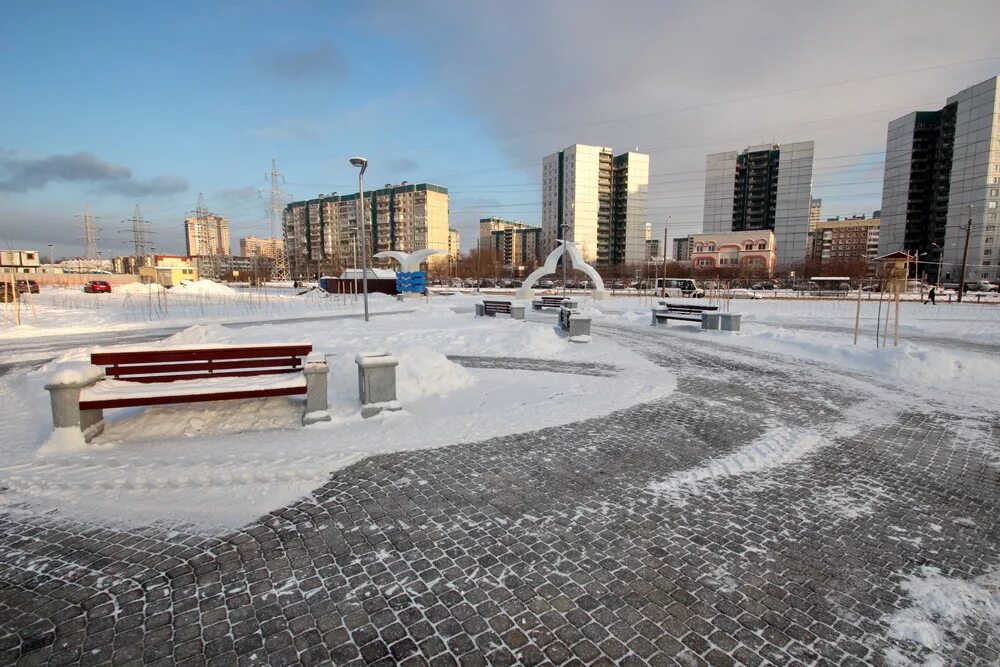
[
  {"xmin": 76, "ymin": 204, "xmax": 100, "ymax": 261},
  {"xmin": 119, "ymin": 204, "xmax": 155, "ymax": 267}
]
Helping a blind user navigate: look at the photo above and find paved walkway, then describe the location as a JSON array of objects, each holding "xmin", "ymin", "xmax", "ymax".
[{"xmin": 2, "ymin": 324, "xmax": 999, "ymax": 666}]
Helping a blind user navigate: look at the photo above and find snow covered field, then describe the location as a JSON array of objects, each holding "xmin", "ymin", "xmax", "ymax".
[
  {"xmin": 0, "ymin": 292, "xmax": 672, "ymax": 528},
  {"xmin": 0, "ymin": 288, "xmax": 996, "ymax": 531}
]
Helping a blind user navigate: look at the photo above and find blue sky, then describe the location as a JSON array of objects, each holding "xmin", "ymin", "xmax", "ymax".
[{"xmin": 2, "ymin": 1, "xmax": 999, "ymax": 258}]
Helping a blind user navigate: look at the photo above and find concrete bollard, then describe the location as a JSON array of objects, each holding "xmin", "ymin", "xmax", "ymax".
[
  {"xmin": 355, "ymin": 352, "xmax": 402, "ymax": 419},
  {"xmin": 701, "ymin": 312, "xmax": 721, "ymax": 330},
  {"xmin": 568, "ymin": 315, "xmax": 591, "ymax": 342},
  {"xmin": 302, "ymin": 353, "xmax": 332, "ymax": 425},
  {"xmin": 44, "ymin": 364, "xmax": 106, "ymax": 442},
  {"xmin": 511, "ymin": 304, "xmax": 526, "ymax": 320},
  {"xmin": 562, "ymin": 299, "xmax": 579, "ymax": 310},
  {"xmin": 719, "ymin": 313, "xmax": 742, "ymax": 332},
  {"xmin": 475, "ymin": 303, "xmax": 485, "ymax": 317}
]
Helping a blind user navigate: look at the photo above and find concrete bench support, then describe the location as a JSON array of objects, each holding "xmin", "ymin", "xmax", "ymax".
[
  {"xmin": 719, "ymin": 312, "xmax": 742, "ymax": 332},
  {"xmin": 559, "ymin": 306, "xmax": 591, "ymax": 343},
  {"xmin": 356, "ymin": 352, "xmax": 402, "ymax": 418},
  {"xmin": 303, "ymin": 353, "xmax": 332, "ymax": 425},
  {"xmin": 701, "ymin": 312, "xmax": 721, "ymax": 330},
  {"xmin": 45, "ymin": 366, "xmax": 106, "ymax": 442},
  {"xmin": 475, "ymin": 303, "xmax": 485, "ymax": 317},
  {"xmin": 511, "ymin": 305, "xmax": 526, "ymax": 320}
]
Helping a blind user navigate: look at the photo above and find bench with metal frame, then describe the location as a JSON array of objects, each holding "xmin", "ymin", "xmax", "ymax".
[
  {"xmin": 475, "ymin": 300, "xmax": 525, "ymax": 319},
  {"xmin": 532, "ymin": 296, "xmax": 567, "ymax": 311},
  {"xmin": 651, "ymin": 302, "xmax": 719, "ymax": 326}
]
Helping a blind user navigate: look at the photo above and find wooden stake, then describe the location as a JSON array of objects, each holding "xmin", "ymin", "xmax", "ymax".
[
  {"xmin": 853, "ymin": 286, "xmax": 862, "ymax": 345},
  {"xmin": 893, "ymin": 289, "xmax": 900, "ymax": 347}
]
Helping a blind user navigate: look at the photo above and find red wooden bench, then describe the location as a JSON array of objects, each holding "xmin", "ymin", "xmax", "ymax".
[
  {"xmin": 80, "ymin": 344, "xmax": 313, "ymax": 410},
  {"xmin": 46, "ymin": 344, "xmax": 331, "ymax": 442}
]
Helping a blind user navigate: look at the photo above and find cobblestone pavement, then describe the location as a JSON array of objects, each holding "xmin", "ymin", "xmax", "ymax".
[
  {"xmin": 447, "ymin": 356, "xmax": 620, "ymax": 377},
  {"xmin": 2, "ymin": 322, "xmax": 999, "ymax": 666}
]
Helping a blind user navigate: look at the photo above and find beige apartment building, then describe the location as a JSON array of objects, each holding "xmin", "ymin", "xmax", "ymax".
[
  {"xmin": 283, "ymin": 183, "xmax": 449, "ymax": 279},
  {"xmin": 809, "ymin": 216, "xmax": 880, "ymax": 263},
  {"xmin": 239, "ymin": 235, "xmax": 284, "ymax": 260},
  {"xmin": 184, "ymin": 213, "xmax": 231, "ymax": 256},
  {"xmin": 448, "ymin": 229, "xmax": 461, "ymax": 261},
  {"xmin": 689, "ymin": 231, "xmax": 777, "ymax": 275},
  {"xmin": 479, "ymin": 218, "xmax": 542, "ymax": 267}
]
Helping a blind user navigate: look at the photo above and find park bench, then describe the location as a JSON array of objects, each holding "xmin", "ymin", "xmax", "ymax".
[
  {"xmin": 475, "ymin": 299, "xmax": 525, "ymax": 320},
  {"xmin": 532, "ymin": 296, "xmax": 567, "ymax": 311},
  {"xmin": 45, "ymin": 344, "xmax": 331, "ymax": 442},
  {"xmin": 558, "ymin": 303, "xmax": 591, "ymax": 342},
  {"xmin": 651, "ymin": 302, "xmax": 719, "ymax": 327}
]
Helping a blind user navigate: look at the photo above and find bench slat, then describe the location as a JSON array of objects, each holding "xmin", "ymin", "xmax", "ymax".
[
  {"xmin": 113, "ymin": 367, "xmax": 303, "ymax": 383},
  {"xmin": 106, "ymin": 357, "xmax": 303, "ymax": 378},
  {"xmin": 91, "ymin": 345, "xmax": 312, "ymax": 366},
  {"xmin": 80, "ymin": 385, "xmax": 307, "ymax": 411}
]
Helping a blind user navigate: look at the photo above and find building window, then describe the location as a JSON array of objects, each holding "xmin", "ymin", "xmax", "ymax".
[
  {"xmin": 707, "ymin": 244, "xmax": 716, "ymax": 251},
  {"xmin": 992, "ymin": 189, "xmax": 1000, "ymax": 197},
  {"xmin": 985, "ymin": 249, "xmax": 992, "ymax": 256},
  {"xmin": 990, "ymin": 202, "xmax": 998, "ymax": 209}
]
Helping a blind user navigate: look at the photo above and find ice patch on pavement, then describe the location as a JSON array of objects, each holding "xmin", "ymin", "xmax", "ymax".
[{"xmin": 886, "ymin": 565, "xmax": 1000, "ymax": 666}]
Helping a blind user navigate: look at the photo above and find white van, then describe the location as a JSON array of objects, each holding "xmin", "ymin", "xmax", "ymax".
[{"xmin": 655, "ymin": 278, "xmax": 705, "ymax": 298}]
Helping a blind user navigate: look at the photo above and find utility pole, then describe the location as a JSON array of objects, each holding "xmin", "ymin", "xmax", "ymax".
[
  {"xmin": 77, "ymin": 204, "xmax": 100, "ymax": 261},
  {"xmin": 263, "ymin": 158, "xmax": 290, "ymax": 281},
  {"xmin": 120, "ymin": 204, "xmax": 154, "ymax": 273},
  {"xmin": 191, "ymin": 193, "xmax": 216, "ymax": 280},
  {"xmin": 661, "ymin": 216, "xmax": 670, "ymax": 297},
  {"xmin": 957, "ymin": 205, "xmax": 973, "ymax": 303}
]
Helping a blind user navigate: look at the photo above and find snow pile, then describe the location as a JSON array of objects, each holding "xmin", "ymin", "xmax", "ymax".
[
  {"xmin": 886, "ymin": 565, "xmax": 1000, "ymax": 665},
  {"xmin": 393, "ymin": 346, "xmax": 475, "ymax": 402},
  {"xmin": 172, "ymin": 279, "xmax": 236, "ymax": 295},
  {"xmin": 47, "ymin": 363, "xmax": 104, "ymax": 386},
  {"xmin": 116, "ymin": 282, "xmax": 166, "ymax": 294}
]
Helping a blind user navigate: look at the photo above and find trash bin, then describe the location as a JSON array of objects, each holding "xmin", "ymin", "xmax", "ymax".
[
  {"xmin": 701, "ymin": 312, "xmax": 721, "ymax": 330},
  {"xmin": 719, "ymin": 312, "xmax": 742, "ymax": 332}
]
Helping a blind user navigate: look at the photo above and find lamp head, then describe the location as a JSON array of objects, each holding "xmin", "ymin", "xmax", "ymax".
[{"xmin": 349, "ymin": 156, "xmax": 368, "ymax": 173}]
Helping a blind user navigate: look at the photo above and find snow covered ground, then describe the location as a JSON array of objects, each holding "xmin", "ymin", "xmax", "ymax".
[
  {"xmin": 0, "ymin": 294, "xmax": 672, "ymax": 528},
  {"xmin": 0, "ymin": 289, "xmax": 996, "ymax": 530}
]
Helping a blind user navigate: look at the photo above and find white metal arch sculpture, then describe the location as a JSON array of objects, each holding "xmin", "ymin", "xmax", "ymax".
[
  {"xmin": 515, "ymin": 241, "xmax": 608, "ymax": 300},
  {"xmin": 373, "ymin": 249, "xmax": 446, "ymax": 272}
]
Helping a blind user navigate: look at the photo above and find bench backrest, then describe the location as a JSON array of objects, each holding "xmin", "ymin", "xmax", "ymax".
[{"xmin": 91, "ymin": 344, "xmax": 313, "ymax": 384}]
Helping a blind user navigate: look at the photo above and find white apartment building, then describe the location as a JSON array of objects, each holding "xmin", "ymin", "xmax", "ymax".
[{"xmin": 542, "ymin": 144, "xmax": 649, "ymax": 266}]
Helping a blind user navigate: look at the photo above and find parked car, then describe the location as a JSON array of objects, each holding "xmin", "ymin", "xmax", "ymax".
[
  {"xmin": 729, "ymin": 288, "xmax": 761, "ymax": 299},
  {"xmin": 968, "ymin": 280, "xmax": 997, "ymax": 293},
  {"xmin": 83, "ymin": 280, "xmax": 112, "ymax": 293},
  {"xmin": 15, "ymin": 279, "xmax": 40, "ymax": 294}
]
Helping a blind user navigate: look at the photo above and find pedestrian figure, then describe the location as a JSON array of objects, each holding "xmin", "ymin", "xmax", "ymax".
[{"xmin": 924, "ymin": 285, "xmax": 936, "ymax": 305}]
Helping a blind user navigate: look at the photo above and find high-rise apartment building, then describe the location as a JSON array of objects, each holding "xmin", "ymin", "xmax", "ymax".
[
  {"xmin": 542, "ymin": 144, "xmax": 648, "ymax": 266},
  {"xmin": 673, "ymin": 237, "xmax": 691, "ymax": 262},
  {"xmin": 448, "ymin": 229, "xmax": 461, "ymax": 261},
  {"xmin": 239, "ymin": 235, "xmax": 284, "ymax": 260},
  {"xmin": 809, "ymin": 198, "xmax": 822, "ymax": 232},
  {"xmin": 283, "ymin": 183, "xmax": 449, "ymax": 279},
  {"xmin": 184, "ymin": 213, "xmax": 231, "ymax": 256},
  {"xmin": 809, "ymin": 216, "xmax": 880, "ymax": 264},
  {"xmin": 479, "ymin": 218, "xmax": 542, "ymax": 267},
  {"xmin": 879, "ymin": 76, "xmax": 1000, "ymax": 282},
  {"xmin": 703, "ymin": 142, "xmax": 815, "ymax": 266}
]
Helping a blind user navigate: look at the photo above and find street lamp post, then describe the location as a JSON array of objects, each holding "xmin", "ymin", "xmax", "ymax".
[
  {"xmin": 561, "ymin": 222, "xmax": 570, "ymax": 298},
  {"xmin": 46, "ymin": 243, "xmax": 54, "ymax": 265},
  {"xmin": 350, "ymin": 157, "xmax": 370, "ymax": 322}
]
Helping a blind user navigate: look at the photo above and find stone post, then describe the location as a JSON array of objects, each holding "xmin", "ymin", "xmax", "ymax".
[
  {"xmin": 355, "ymin": 352, "xmax": 402, "ymax": 419},
  {"xmin": 511, "ymin": 304, "xmax": 526, "ymax": 320},
  {"xmin": 44, "ymin": 364, "xmax": 106, "ymax": 442},
  {"xmin": 303, "ymin": 352, "xmax": 332, "ymax": 425}
]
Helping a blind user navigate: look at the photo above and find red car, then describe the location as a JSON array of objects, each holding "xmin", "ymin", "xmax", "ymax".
[{"xmin": 83, "ymin": 280, "xmax": 112, "ymax": 294}]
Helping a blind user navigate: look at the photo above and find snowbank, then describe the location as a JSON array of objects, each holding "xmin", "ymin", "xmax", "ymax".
[
  {"xmin": 115, "ymin": 282, "xmax": 166, "ymax": 294},
  {"xmin": 172, "ymin": 279, "xmax": 236, "ymax": 295}
]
